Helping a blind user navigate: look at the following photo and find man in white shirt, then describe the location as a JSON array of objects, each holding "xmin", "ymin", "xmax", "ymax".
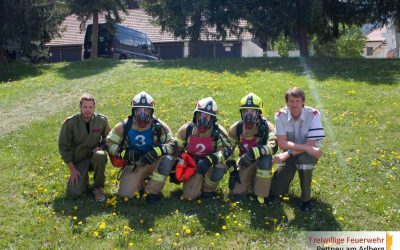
[{"xmin": 271, "ymin": 87, "xmax": 325, "ymax": 211}]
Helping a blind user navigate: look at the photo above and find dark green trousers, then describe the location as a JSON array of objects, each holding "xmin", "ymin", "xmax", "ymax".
[
  {"xmin": 67, "ymin": 150, "xmax": 107, "ymax": 198},
  {"xmin": 270, "ymin": 153, "xmax": 317, "ymax": 202}
]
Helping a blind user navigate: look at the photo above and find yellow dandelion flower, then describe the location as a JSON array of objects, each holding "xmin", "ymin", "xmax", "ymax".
[
  {"xmin": 221, "ymin": 225, "xmax": 227, "ymax": 230},
  {"xmin": 140, "ymin": 219, "xmax": 144, "ymax": 224},
  {"xmin": 128, "ymin": 242, "xmax": 134, "ymax": 247},
  {"xmin": 197, "ymin": 200, "xmax": 202, "ymax": 204},
  {"xmin": 73, "ymin": 216, "xmax": 78, "ymax": 220},
  {"xmin": 78, "ymin": 221, "xmax": 83, "ymax": 225},
  {"xmin": 211, "ymin": 242, "xmax": 215, "ymax": 247},
  {"xmin": 234, "ymin": 220, "xmax": 238, "ymax": 224},
  {"xmin": 157, "ymin": 238, "xmax": 162, "ymax": 242},
  {"xmin": 273, "ymin": 218, "xmax": 278, "ymax": 223},
  {"xmin": 74, "ymin": 206, "xmax": 78, "ymax": 210},
  {"xmin": 124, "ymin": 197, "xmax": 129, "ymax": 202},
  {"xmin": 282, "ymin": 196, "xmax": 289, "ymax": 201},
  {"xmin": 231, "ymin": 202, "xmax": 237, "ymax": 207},
  {"xmin": 148, "ymin": 228, "xmax": 153, "ymax": 233},
  {"xmin": 185, "ymin": 228, "xmax": 191, "ymax": 234},
  {"xmin": 99, "ymin": 222, "xmax": 106, "ymax": 230},
  {"xmin": 175, "ymin": 232, "xmax": 180, "ymax": 237},
  {"xmin": 215, "ymin": 232, "xmax": 220, "ymax": 237},
  {"xmin": 173, "ymin": 243, "xmax": 178, "ymax": 246},
  {"xmin": 338, "ymin": 216, "xmax": 344, "ymax": 221},
  {"xmin": 93, "ymin": 231, "xmax": 99, "ymax": 237},
  {"xmin": 182, "ymin": 225, "xmax": 187, "ymax": 230},
  {"xmin": 112, "ymin": 212, "xmax": 117, "ymax": 216}
]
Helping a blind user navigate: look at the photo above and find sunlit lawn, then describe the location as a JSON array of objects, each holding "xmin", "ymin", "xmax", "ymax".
[{"xmin": 0, "ymin": 57, "xmax": 399, "ymax": 249}]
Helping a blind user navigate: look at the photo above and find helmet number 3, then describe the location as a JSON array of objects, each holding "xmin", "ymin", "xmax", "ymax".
[
  {"xmin": 135, "ymin": 135, "xmax": 146, "ymax": 146},
  {"xmin": 195, "ymin": 143, "xmax": 206, "ymax": 154}
]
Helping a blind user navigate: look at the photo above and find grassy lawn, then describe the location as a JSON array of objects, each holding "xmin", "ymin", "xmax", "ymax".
[{"xmin": 0, "ymin": 57, "xmax": 399, "ymax": 249}]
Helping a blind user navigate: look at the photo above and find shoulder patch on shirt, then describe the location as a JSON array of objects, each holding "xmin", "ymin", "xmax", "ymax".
[
  {"xmin": 98, "ymin": 113, "xmax": 108, "ymax": 120},
  {"xmin": 312, "ymin": 110, "xmax": 320, "ymax": 116},
  {"xmin": 63, "ymin": 116, "xmax": 73, "ymax": 124}
]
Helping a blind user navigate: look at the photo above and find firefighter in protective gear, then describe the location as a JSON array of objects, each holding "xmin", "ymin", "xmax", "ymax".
[
  {"xmin": 228, "ymin": 93, "xmax": 278, "ymax": 204},
  {"xmin": 106, "ymin": 91, "xmax": 177, "ymax": 203},
  {"xmin": 175, "ymin": 97, "xmax": 232, "ymax": 200}
]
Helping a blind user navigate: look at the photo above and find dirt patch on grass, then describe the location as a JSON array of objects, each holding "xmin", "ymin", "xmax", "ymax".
[{"xmin": 0, "ymin": 88, "xmax": 78, "ymax": 136}]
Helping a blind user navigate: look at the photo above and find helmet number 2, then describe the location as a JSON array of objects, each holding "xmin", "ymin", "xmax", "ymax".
[
  {"xmin": 135, "ymin": 135, "xmax": 146, "ymax": 146},
  {"xmin": 195, "ymin": 143, "xmax": 206, "ymax": 154}
]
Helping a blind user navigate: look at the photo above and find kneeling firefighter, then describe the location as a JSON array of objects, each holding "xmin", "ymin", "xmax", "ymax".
[
  {"xmin": 174, "ymin": 97, "xmax": 232, "ymax": 200},
  {"xmin": 228, "ymin": 93, "xmax": 278, "ymax": 204},
  {"xmin": 106, "ymin": 91, "xmax": 177, "ymax": 203}
]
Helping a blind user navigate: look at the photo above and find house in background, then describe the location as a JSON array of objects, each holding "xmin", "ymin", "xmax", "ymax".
[
  {"xmin": 46, "ymin": 9, "xmax": 263, "ymax": 62},
  {"xmin": 363, "ymin": 25, "xmax": 400, "ymax": 58}
]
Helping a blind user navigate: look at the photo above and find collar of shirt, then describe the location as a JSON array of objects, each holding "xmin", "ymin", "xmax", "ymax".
[
  {"xmin": 80, "ymin": 113, "xmax": 94, "ymax": 123},
  {"xmin": 287, "ymin": 108, "xmax": 305, "ymax": 122}
]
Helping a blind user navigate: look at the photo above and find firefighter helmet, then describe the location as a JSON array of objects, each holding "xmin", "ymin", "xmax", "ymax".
[
  {"xmin": 131, "ymin": 91, "xmax": 154, "ymax": 127},
  {"xmin": 239, "ymin": 93, "xmax": 263, "ymax": 129},
  {"xmin": 193, "ymin": 97, "xmax": 218, "ymax": 132}
]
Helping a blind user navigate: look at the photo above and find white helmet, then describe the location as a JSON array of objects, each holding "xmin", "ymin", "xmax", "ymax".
[
  {"xmin": 131, "ymin": 91, "xmax": 155, "ymax": 109},
  {"xmin": 194, "ymin": 97, "xmax": 218, "ymax": 116},
  {"xmin": 131, "ymin": 91, "xmax": 154, "ymax": 127},
  {"xmin": 193, "ymin": 97, "xmax": 218, "ymax": 132}
]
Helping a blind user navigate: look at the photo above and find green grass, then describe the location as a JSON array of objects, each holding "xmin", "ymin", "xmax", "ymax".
[{"xmin": 0, "ymin": 57, "xmax": 399, "ymax": 249}]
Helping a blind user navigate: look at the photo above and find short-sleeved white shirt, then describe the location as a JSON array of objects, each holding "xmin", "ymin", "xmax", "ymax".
[{"xmin": 275, "ymin": 106, "xmax": 325, "ymax": 146}]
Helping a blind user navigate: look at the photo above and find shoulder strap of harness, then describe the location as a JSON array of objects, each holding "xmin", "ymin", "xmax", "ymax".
[
  {"xmin": 236, "ymin": 120, "xmax": 244, "ymax": 140},
  {"xmin": 121, "ymin": 116, "xmax": 133, "ymax": 148},
  {"xmin": 184, "ymin": 122, "xmax": 195, "ymax": 150},
  {"xmin": 152, "ymin": 116, "xmax": 166, "ymax": 145},
  {"xmin": 257, "ymin": 117, "xmax": 269, "ymax": 145}
]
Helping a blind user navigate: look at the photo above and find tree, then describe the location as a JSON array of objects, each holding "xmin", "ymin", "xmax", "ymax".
[
  {"xmin": 141, "ymin": 0, "xmax": 369, "ymax": 57},
  {"xmin": 68, "ymin": 0, "xmax": 127, "ymax": 59},
  {"xmin": 365, "ymin": 0, "xmax": 400, "ymax": 29},
  {"xmin": 0, "ymin": 0, "xmax": 67, "ymax": 63},
  {"xmin": 141, "ymin": 0, "xmax": 244, "ymax": 42},
  {"xmin": 273, "ymin": 33, "xmax": 296, "ymax": 57},
  {"xmin": 312, "ymin": 26, "xmax": 367, "ymax": 58}
]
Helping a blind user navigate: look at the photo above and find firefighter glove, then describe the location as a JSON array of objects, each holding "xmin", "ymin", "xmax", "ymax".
[
  {"xmin": 143, "ymin": 145, "xmax": 167, "ymax": 164},
  {"xmin": 197, "ymin": 154, "xmax": 217, "ymax": 175},
  {"xmin": 121, "ymin": 149, "xmax": 136, "ymax": 162}
]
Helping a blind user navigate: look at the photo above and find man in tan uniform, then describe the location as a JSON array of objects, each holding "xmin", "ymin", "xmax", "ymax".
[
  {"xmin": 271, "ymin": 87, "xmax": 325, "ymax": 211},
  {"xmin": 106, "ymin": 91, "xmax": 177, "ymax": 204},
  {"xmin": 175, "ymin": 97, "xmax": 232, "ymax": 200},
  {"xmin": 58, "ymin": 94, "xmax": 110, "ymax": 201},
  {"xmin": 228, "ymin": 93, "xmax": 278, "ymax": 204}
]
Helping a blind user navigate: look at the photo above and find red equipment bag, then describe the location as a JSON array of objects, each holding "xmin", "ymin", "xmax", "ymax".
[
  {"xmin": 175, "ymin": 152, "xmax": 197, "ymax": 182},
  {"xmin": 110, "ymin": 155, "xmax": 127, "ymax": 168}
]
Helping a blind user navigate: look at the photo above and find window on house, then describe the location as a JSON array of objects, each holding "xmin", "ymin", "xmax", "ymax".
[{"xmin": 367, "ymin": 47, "xmax": 373, "ymax": 56}]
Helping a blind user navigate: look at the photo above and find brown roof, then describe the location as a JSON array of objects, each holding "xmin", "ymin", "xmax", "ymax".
[{"xmin": 47, "ymin": 9, "xmax": 253, "ymax": 46}]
